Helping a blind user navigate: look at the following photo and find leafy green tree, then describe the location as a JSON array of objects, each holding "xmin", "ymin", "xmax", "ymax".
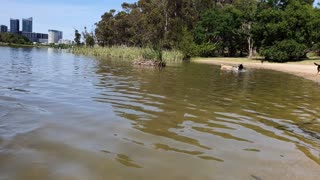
[
  {"xmin": 194, "ymin": 5, "xmax": 243, "ymax": 56},
  {"xmin": 260, "ymin": 39, "xmax": 307, "ymax": 62},
  {"xmin": 93, "ymin": 0, "xmax": 320, "ymax": 61},
  {"xmin": 0, "ymin": 32, "xmax": 32, "ymax": 44},
  {"xmin": 234, "ymin": 0, "xmax": 258, "ymax": 57},
  {"xmin": 254, "ymin": 0, "xmax": 316, "ymax": 61},
  {"xmin": 178, "ymin": 27, "xmax": 197, "ymax": 58}
]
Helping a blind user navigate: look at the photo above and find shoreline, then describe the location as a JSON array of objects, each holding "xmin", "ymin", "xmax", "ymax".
[{"xmin": 193, "ymin": 58, "xmax": 320, "ymax": 84}]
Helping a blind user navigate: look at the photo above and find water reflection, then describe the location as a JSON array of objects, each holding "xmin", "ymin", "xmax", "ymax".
[
  {"xmin": 94, "ymin": 58, "xmax": 320, "ymax": 166},
  {"xmin": 0, "ymin": 47, "xmax": 320, "ymax": 179}
]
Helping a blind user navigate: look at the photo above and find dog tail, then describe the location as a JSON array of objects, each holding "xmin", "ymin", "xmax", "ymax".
[{"xmin": 314, "ymin": 62, "xmax": 319, "ymax": 66}]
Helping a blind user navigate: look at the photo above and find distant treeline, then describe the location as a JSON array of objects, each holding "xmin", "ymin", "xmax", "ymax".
[
  {"xmin": 95, "ymin": 0, "xmax": 320, "ymax": 62},
  {"xmin": 0, "ymin": 32, "xmax": 32, "ymax": 45}
]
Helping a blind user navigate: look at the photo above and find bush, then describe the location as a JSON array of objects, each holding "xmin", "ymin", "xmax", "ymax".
[
  {"xmin": 178, "ymin": 27, "xmax": 197, "ymax": 59},
  {"xmin": 312, "ymin": 43, "xmax": 320, "ymax": 56},
  {"xmin": 0, "ymin": 32, "xmax": 32, "ymax": 45},
  {"xmin": 142, "ymin": 48, "xmax": 159, "ymax": 60},
  {"xmin": 260, "ymin": 40, "xmax": 306, "ymax": 62},
  {"xmin": 194, "ymin": 43, "xmax": 217, "ymax": 57}
]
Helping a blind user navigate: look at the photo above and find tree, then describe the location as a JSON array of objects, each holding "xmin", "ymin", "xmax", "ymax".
[
  {"xmin": 82, "ymin": 27, "xmax": 95, "ymax": 47},
  {"xmin": 74, "ymin": 29, "xmax": 81, "ymax": 45},
  {"xmin": 93, "ymin": 0, "xmax": 320, "ymax": 61},
  {"xmin": 254, "ymin": 0, "xmax": 316, "ymax": 61},
  {"xmin": 0, "ymin": 32, "xmax": 32, "ymax": 44},
  {"xmin": 234, "ymin": 0, "xmax": 258, "ymax": 57},
  {"xmin": 194, "ymin": 5, "xmax": 243, "ymax": 56}
]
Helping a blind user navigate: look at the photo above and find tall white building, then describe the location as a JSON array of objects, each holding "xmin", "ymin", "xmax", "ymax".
[{"xmin": 48, "ymin": 30, "xmax": 63, "ymax": 44}]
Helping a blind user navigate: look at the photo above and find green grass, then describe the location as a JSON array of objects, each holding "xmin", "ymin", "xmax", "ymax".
[{"xmin": 72, "ymin": 46, "xmax": 184, "ymax": 62}]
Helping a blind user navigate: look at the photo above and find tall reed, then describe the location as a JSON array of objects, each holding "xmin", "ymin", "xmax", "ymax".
[{"xmin": 72, "ymin": 46, "xmax": 183, "ymax": 62}]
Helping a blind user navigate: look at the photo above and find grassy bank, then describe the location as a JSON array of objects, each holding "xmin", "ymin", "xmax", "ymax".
[
  {"xmin": 0, "ymin": 42, "xmax": 35, "ymax": 48},
  {"xmin": 0, "ymin": 42, "xmax": 58, "ymax": 49},
  {"xmin": 72, "ymin": 46, "xmax": 184, "ymax": 62}
]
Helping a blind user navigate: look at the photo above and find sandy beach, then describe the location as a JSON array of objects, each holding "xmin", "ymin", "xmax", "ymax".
[{"xmin": 194, "ymin": 58, "xmax": 320, "ymax": 84}]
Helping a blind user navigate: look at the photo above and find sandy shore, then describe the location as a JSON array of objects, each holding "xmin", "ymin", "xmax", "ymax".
[{"xmin": 193, "ymin": 58, "xmax": 320, "ymax": 84}]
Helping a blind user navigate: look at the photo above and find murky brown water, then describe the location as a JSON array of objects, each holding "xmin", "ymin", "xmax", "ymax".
[{"xmin": 0, "ymin": 47, "xmax": 320, "ymax": 179}]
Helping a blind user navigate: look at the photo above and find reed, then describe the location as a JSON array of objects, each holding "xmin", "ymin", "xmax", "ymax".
[{"xmin": 71, "ymin": 46, "xmax": 184, "ymax": 62}]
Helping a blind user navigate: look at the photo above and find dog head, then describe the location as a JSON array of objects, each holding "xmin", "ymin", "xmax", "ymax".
[{"xmin": 238, "ymin": 64, "xmax": 244, "ymax": 71}]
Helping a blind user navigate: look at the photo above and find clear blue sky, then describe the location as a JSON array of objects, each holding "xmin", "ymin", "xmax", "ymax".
[
  {"xmin": 0, "ymin": 0, "xmax": 136, "ymax": 40},
  {"xmin": 0, "ymin": 0, "xmax": 319, "ymax": 40}
]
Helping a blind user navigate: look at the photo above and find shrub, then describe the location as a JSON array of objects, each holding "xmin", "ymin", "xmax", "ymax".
[
  {"xmin": 260, "ymin": 40, "xmax": 306, "ymax": 62},
  {"xmin": 312, "ymin": 43, "xmax": 320, "ymax": 56},
  {"xmin": 142, "ymin": 48, "xmax": 159, "ymax": 60},
  {"xmin": 178, "ymin": 27, "xmax": 197, "ymax": 59},
  {"xmin": 194, "ymin": 43, "xmax": 217, "ymax": 57}
]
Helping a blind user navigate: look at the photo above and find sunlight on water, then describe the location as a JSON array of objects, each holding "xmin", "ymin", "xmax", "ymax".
[{"xmin": 0, "ymin": 47, "xmax": 319, "ymax": 179}]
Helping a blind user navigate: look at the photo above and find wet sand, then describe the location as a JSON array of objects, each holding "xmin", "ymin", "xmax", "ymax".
[{"xmin": 194, "ymin": 58, "xmax": 320, "ymax": 84}]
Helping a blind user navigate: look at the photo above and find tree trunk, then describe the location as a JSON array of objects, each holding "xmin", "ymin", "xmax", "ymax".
[
  {"xmin": 248, "ymin": 36, "xmax": 253, "ymax": 58},
  {"xmin": 165, "ymin": 11, "xmax": 168, "ymax": 32},
  {"xmin": 247, "ymin": 23, "xmax": 254, "ymax": 58}
]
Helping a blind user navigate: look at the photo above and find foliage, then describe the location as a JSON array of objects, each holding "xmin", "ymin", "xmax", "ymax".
[
  {"xmin": 82, "ymin": 27, "xmax": 95, "ymax": 47},
  {"xmin": 93, "ymin": 0, "xmax": 320, "ymax": 62},
  {"xmin": 72, "ymin": 46, "xmax": 183, "ymax": 62},
  {"xmin": 48, "ymin": 43, "xmax": 72, "ymax": 49},
  {"xmin": 178, "ymin": 27, "xmax": 197, "ymax": 58},
  {"xmin": 260, "ymin": 40, "xmax": 307, "ymax": 62},
  {"xmin": 74, "ymin": 30, "xmax": 81, "ymax": 45},
  {"xmin": 0, "ymin": 32, "xmax": 32, "ymax": 45},
  {"xmin": 142, "ymin": 48, "xmax": 162, "ymax": 61},
  {"xmin": 194, "ymin": 5, "xmax": 243, "ymax": 57},
  {"xmin": 194, "ymin": 43, "xmax": 218, "ymax": 57},
  {"xmin": 253, "ymin": 0, "xmax": 317, "ymax": 61}
]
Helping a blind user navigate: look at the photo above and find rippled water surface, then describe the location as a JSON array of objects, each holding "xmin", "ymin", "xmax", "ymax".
[{"xmin": 0, "ymin": 47, "xmax": 320, "ymax": 179}]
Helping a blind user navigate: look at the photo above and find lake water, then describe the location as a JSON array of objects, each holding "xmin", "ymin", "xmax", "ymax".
[{"xmin": 0, "ymin": 47, "xmax": 320, "ymax": 179}]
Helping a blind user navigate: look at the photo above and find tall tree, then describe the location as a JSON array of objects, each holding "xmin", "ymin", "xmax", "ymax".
[
  {"xmin": 74, "ymin": 29, "xmax": 81, "ymax": 45},
  {"xmin": 254, "ymin": 0, "xmax": 316, "ymax": 61},
  {"xmin": 234, "ymin": 0, "xmax": 258, "ymax": 57},
  {"xmin": 94, "ymin": 0, "xmax": 320, "ymax": 61}
]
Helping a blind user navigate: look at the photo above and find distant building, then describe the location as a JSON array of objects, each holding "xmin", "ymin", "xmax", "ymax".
[
  {"xmin": 58, "ymin": 39, "xmax": 73, "ymax": 45},
  {"xmin": 22, "ymin": 17, "xmax": 33, "ymax": 32},
  {"xmin": 48, "ymin": 30, "xmax": 63, "ymax": 44},
  {"xmin": 10, "ymin": 18, "xmax": 19, "ymax": 33},
  {"xmin": 38, "ymin": 38, "xmax": 48, "ymax": 44},
  {"xmin": 0, "ymin": 25, "xmax": 8, "ymax": 32},
  {"xmin": 22, "ymin": 32, "xmax": 48, "ymax": 43}
]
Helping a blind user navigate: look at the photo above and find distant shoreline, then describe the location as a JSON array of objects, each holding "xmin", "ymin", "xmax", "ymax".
[
  {"xmin": 0, "ymin": 42, "xmax": 35, "ymax": 48},
  {"xmin": 193, "ymin": 57, "xmax": 320, "ymax": 84},
  {"xmin": 0, "ymin": 42, "xmax": 70, "ymax": 49}
]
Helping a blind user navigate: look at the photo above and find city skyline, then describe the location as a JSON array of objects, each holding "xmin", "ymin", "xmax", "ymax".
[{"xmin": 0, "ymin": 0, "xmax": 137, "ymax": 40}]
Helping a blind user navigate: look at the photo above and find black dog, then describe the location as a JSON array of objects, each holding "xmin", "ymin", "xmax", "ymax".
[
  {"xmin": 238, "ymin": 64, "xmax": 244, "ymax": 71},
  {"xmin": 315, "ymin": 63, "xmax": 320, "ymax": 75}
]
